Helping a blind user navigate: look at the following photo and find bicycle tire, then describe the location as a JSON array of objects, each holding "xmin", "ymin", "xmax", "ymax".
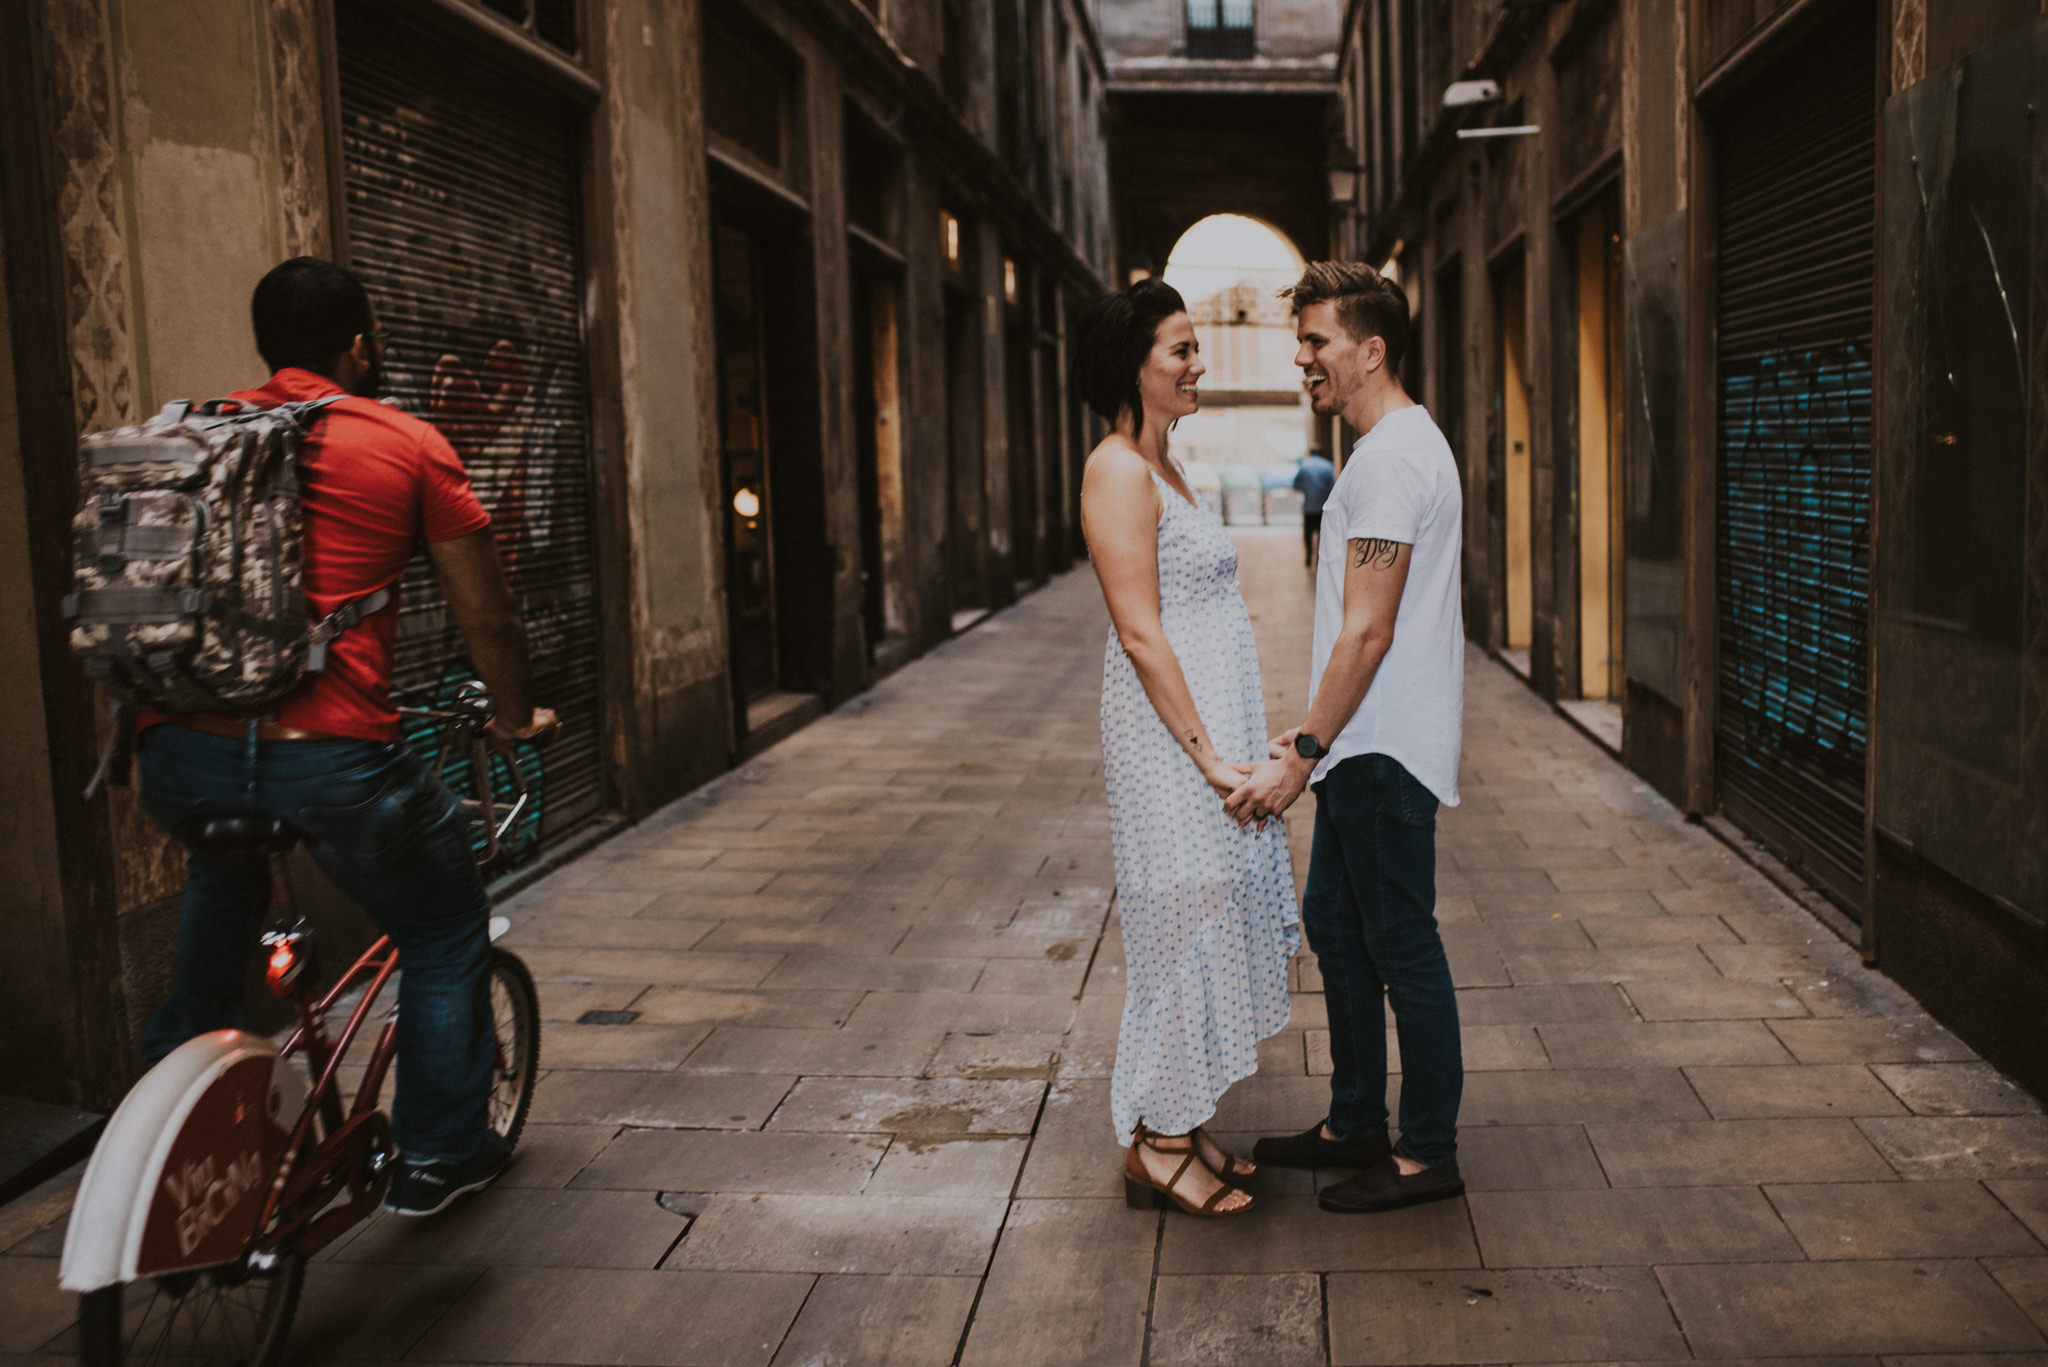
[
  {"xmin": 486, "ymin": 948, "xmax": 541, "ymax": 1149},
  {"xmin": 76, "ymin": 1252, "xmax": 305, "ymax": 1367}
]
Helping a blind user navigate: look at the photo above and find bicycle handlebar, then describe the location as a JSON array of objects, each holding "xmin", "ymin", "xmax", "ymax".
[{"xmin": 396, "ymin": 682, "xmax": 550, "ymax": 866}]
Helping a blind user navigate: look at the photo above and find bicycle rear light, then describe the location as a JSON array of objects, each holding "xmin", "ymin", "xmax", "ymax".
[{"xmin": 263, "ymin": 932, "xmax": 305, "ymax": 997}]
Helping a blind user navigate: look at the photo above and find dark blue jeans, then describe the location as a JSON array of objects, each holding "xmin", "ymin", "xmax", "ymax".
[
  {"xmin": 1302, "ymin": 752, "xmax": 1462, "ymax": 1167},
  {"xmin": 137, "ymin": 723, "xmax": 494, "ymax": 1163}
]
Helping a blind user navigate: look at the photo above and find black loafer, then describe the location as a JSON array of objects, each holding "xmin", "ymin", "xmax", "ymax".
[
  {"xmin": 1317, "ymin": 1158, "xmax": 1464, "ymax": 1214},
  {"xmin": 1251, "ymin": 1123, "xmax": 1393, "ymax": 1170}
]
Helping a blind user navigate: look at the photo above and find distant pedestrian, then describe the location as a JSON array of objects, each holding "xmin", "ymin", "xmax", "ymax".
[
  {"xmin": 1074, "ymin": 279, "xmax": 1301, "ymax": 1218},
  {"xmin": 1293, "ymin": 447, "xmax": 1335, "ymax": 566},
  {"xmin": 1227, "ymin": 260, "xmax": 1467, "ymax": 1214}
]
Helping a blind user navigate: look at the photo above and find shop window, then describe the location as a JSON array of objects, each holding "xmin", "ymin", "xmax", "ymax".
[
  {"xmin": 843, "ymin": 108, "xmax": 900, "ymax": 241},
  {"xmin": 1186, "ymin": 0, "xmax": 1254, "ymax": 59}
]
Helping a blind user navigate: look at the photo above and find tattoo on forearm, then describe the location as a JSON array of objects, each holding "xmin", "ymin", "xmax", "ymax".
[
  {"xmin": 1350, "ymin": 537, "xmax": 1400, "ymax": 569},
  {"xmin": 1186, "ymin": 731, "xmax": 1204, "ymax": 753}
]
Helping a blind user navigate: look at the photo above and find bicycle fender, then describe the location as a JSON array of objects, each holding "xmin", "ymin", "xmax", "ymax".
[{"xmin": 59, "ymin": 1030, "xmax": 305, "ymax": 1292}]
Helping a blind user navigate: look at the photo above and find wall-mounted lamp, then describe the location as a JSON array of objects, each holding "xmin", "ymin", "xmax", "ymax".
[
  {"xmin": 941, "ymin": 210, "xmax": 961, "ymax": 265},
  {"xmin": 1003, "ymin": 257, "xmax": 1019, "ymax": 304},
  {"xmin": 1442, "ymin": 79, "xmax": 1500, "ymax": 108},
  {"xmin": 1327, "ymin": 167, "xmax": 1358, "ymax": 202},
  {"xmin": 733, "ymin": 486, "xmax": 761, "ymax": 519}
]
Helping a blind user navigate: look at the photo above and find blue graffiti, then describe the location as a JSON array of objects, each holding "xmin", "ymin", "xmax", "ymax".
[
  {"xmin": 1718, "ymin": 341, "xmax": 1871, "ymax": 777},
  {"xmin": 398, "ymin": 665, "xmax": 548, "ymax": 864}
]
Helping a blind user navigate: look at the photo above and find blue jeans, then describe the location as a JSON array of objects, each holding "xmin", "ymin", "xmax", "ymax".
[
  {"xmin": 1302, "ymin": 752, "xmax": 1462, "ymax": 1167},
  {"xmin": 137, "ymin": 723, "xmax": 494, "ymax": 1163}
]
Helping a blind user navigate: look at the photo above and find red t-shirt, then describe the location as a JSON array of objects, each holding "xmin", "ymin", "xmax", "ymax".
[{"xmin": 142, "ymin": 368, "xmax": 491, "ymax": 743}]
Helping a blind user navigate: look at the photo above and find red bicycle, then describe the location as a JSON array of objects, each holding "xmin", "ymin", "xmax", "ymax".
[{"xmin": 59, "ymin": 687, "xmax": 544, "ymax": 1367}]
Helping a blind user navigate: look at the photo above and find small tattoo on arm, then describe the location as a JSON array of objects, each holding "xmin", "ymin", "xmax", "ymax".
[
  {"xmin": 1186, "ymin": 731, "xmax": 1204, "ymax": 753},
  {"xmin": 1350, "ymin": 537, "xmax": 1400, "ymax": 569}
]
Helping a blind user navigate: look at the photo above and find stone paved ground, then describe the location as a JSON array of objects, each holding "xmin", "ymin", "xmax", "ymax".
[{"xmin": 6, "ymin": 528, "xmax": 2048, "ymax": 1366}]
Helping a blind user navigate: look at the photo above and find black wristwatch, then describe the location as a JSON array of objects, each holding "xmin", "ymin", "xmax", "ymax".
[{"xmin": 1293, "ymin": 732, "xmax": 1329, "ymax": 761}]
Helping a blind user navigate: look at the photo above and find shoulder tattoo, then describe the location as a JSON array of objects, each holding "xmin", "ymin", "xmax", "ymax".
[{"xmin": 1349, "ymin": 537, "xmax": 1400, "ymax": 569}]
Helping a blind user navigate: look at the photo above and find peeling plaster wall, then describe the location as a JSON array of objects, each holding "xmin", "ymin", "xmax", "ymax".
[
  {"xmin": 605, "ymin": 0, "xmax": 732, "ymax": 803},
  {"xmin": 42, "ymin": 0, "xmax": 297, "ymax": 1052}
]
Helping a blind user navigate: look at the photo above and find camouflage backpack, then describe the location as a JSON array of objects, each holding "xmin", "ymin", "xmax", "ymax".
[{"xmin": 64, "ymin": 396, "xmax": 390, "ymax": 796}]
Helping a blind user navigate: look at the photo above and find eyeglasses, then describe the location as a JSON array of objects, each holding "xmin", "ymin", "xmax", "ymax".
[{"xmin": 363, "ymin": 329, "xmax": 391, "ymax": 344}]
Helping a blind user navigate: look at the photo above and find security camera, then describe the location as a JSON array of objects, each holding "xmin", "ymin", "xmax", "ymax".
[{"xmin": 1442, "ymin": 80, "xmax": 1501, "ymax": 108}]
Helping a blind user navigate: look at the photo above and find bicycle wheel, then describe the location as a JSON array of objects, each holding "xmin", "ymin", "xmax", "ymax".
[
  {"xmin": 77, "ymin": 1252, "xmax": 305, "ymax": 1367},
  {"xmin": 486, "ymin": 947, "xmax": 541, "ymax": 1147}
]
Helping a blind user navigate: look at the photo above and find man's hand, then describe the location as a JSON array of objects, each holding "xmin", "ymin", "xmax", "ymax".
[
  {"xmin": 488, "ymin": 705, "xmax": 560, "ymax": 748},
  {"xmin": 1268, "ymin": 727, "xmax": 1301, "ymax": 760},
  {"xmin": 1223, "ymin": 752, "xmax": 1312, "ymax": 829}
]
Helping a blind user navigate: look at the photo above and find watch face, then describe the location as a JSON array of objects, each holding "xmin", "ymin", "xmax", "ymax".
[{"xmin": 1294, "ymin": 733, "xmax": 1322, "ymax": 759}]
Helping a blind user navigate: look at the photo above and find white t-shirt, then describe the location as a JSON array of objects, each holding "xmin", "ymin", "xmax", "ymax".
[{"xmin": 1307, "ymin": 404, "xmax": 1465, "ymax": 805}]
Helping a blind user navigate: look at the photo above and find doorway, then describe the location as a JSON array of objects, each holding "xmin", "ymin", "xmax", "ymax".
[
  {"xmin": 710, "ymin": 206, "xmax": 830, "ymax": 727},
  {"xmin": 1495, "ymin": 258, "xmax": 1534, "ymax": 663},
  {"xmin": 712, "ymin": 222, "xmax": 778, "ymax": 708},
  {"xmin": 1572, "ymin": 197, "xmax": 1625, "ymax": 700},
  {"xmin": 945, "ymin": 279, "xmax": 989, "ymax": 627},
  {"xmin": 850, "ymin": 263, "xmax": 908, "ymax": 663},
  {"xmin": 1004, "ymin": 259, "xmax": 1039, "ymax": 592}
]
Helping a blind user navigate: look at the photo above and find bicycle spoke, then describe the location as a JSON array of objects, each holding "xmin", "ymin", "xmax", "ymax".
[{"xmin": 124, "ymin": 1280, "xmax": 166, "ymax": 1360}]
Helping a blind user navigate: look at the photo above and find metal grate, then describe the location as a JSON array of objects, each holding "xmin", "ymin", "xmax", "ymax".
[
  {"xmin": 338, "ymin": 5, "xmax": 606, "ymax": 863},
  {"xmin": 1712, "ymin": 12, "xmax": 1875, "ymax": 914}
]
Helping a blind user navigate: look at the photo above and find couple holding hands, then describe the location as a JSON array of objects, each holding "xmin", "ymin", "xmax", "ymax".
[{"xmin": 1077, "ymin": 261, "xmax": 1466, "ymax": 1219}]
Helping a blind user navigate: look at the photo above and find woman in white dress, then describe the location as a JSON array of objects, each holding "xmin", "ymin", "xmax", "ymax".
[{"xmin": 1075, "ymin": 279, "xmax": 1301, "ymax": 1217}]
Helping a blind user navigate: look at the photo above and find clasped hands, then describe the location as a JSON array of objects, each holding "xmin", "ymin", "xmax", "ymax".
[{"xmin": 1205, "ymin": 726, "xmax": 1312, "ymax": 831}]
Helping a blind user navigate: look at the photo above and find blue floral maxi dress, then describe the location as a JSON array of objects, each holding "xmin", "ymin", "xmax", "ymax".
[{"xmin": 1101, "ymin": 469, "xmax": 1301, "ymax": 1146}]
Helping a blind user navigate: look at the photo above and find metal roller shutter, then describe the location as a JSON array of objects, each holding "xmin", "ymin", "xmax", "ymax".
[
  {"xmin": 337, "ymin": 6, "xmax": 605, "ymax": 860},
  {"xmin": 1712, "ymin": 13, "xmax": 1875, "ymax": 913}
]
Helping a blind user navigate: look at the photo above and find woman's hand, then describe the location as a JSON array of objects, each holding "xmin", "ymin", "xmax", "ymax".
[{"xmin": 1202, "ymin": 759, "xmax": 1254, "ymax": 797}]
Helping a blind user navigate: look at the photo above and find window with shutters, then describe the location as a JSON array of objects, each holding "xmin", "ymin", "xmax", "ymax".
[{"xmin": 1186, "ymin": 0, "xmax": 1254, "ymax": 60}]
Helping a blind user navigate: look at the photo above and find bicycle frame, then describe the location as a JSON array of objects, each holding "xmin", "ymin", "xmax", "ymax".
[{"xmin": 247, "ymin": 931, "xmax": 401, "ymax": 1262}]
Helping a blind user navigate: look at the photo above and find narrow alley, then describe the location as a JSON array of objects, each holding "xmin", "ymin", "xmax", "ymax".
[{"xmin": 9, "ymin": 528, "xmax": 2046, "ymax": 1366}]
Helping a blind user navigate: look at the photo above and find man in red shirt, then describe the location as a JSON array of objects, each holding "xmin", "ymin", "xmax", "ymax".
[{"xmin": 135, "ymin": 258, "xmax": 555, "ymax": 1216}]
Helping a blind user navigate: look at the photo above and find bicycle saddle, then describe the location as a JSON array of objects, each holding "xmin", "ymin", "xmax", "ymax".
[{"xmin": 179, "ymin": 815, "xmax": 301, "ymax": 855}]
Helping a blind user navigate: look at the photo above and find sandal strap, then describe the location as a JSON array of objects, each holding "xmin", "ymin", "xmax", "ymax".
[{"xmin": 1136, "ymin": 1126, "xmax": 1197, "ymax": 1155}]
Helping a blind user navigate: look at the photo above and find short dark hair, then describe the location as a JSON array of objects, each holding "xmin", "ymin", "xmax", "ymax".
[
  {"xmin": 251, "ymin": 257, "xmax": 375, "ymax": 374},
  {"xmin": 1279, "ymin": 261, "xmax": 1409, "ymax": 374},
  {"xmin": 1071, "ymin": 278, "xmax": 1187, "ymax": 437}
]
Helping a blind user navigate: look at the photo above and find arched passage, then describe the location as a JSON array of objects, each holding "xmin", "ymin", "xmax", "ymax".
[{"xmin": 1159, "ymin": 214, "xmax": 1317, "ymax": 519}]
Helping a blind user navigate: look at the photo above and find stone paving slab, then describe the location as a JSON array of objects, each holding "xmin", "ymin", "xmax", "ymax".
[
  {"xmin": 665, "ymin": 1193, "xmax": 1008, "ymax": 1275},
  {"xmin": 1659, "ymin": 1261, "xmax": 2048, "ymax": 1358},
  {"xmin": 8, "ymin": 530, "xmax": 2048, "ymax": 1365},
  {"xmin": 1327, "ymin": 1266, "xmax": 1694, "ymax": 1364},
  {"xmin": 768, "ymin": 1273, "xmax": 979, "ymax": 1367},
  {"xmin": 408, "ymin": 1267, "xmax": 813, "ymax": 1365}
]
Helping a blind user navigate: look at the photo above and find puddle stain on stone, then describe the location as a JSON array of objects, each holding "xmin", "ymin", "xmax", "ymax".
[{"xmin": 878, "ymin": 1104, "xmax": 982, "ymax": 1134}]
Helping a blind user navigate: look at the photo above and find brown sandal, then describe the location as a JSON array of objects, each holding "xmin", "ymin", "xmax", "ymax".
[
  {"xmin": 1192, "ymin": 1125, "xmax": 1256, "ymax": 1181},
  {"xmin": 1124, "ymin": 1125, "xmax": 1253, "ymax": 1216}
]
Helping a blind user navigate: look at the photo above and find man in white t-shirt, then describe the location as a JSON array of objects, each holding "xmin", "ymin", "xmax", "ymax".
[{"xmin": 1224, "ymin": 260, "xmax": 1467, "ymax": 1213}]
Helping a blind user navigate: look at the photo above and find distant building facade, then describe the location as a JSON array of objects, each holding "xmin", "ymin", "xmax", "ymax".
[
  {"xmin": 1337, "ymin": 0, "xmax": 2048, "ymax": 1098},
  {"xmin": 0, "ymin": 0, "xmax": 1111, "ymax": 1106}
]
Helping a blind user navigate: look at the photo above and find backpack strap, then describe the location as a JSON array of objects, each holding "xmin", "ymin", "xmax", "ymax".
[{"xmin": 305, "ymin": 586, "xmax": 394, "ymax": 672}]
